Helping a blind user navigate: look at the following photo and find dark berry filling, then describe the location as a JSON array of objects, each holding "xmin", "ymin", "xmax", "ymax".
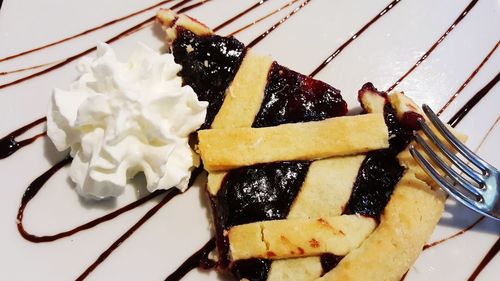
[
  {"xmin": 213, "ymin": 162, "xmax": 310, "ymax": 268},
  {"xmin": 344, "ymin": 84, "xmax": 415, "ymax": 219},
  {"xmin": 253, "ymin": 62, "xmax": 348, "ymax": 127},
  {"xmin": 171, "ymin": 28, "xmax": 246, "ymax": 128},
  {"xmin": 320, "ymin": 254, "xmax": 344, "ymax": 276},
  {"xmin": 343, "ymin": 149, "xmax": 404, "ymax": 218},
  {"xmin": 216, "ymin": 161, "xmax": 310, "ymax": 228},
  {"xmin": 231, "ymin": 259, "xmax": 272, "ymax": 281}
]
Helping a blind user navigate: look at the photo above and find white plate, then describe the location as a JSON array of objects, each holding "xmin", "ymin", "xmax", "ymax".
[{"xmin": 0, "ymin": 0, "xmax": 499, "ymax": 280}]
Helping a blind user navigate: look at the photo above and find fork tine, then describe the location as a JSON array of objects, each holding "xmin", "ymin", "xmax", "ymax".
[
  {"xmin": 409, "ymin": 146, "xmax": 488, "ymax": 214},
  {"xmin": 417, "ymin": 118, "xmax": 485, "ymax": 184},
  {"xmin": 422, "ymin": 104, "xmax": 491, "ymax": 171},
  {"xmin": 413, "ymin": 133, "xmax": 483, "ymax": 198}
]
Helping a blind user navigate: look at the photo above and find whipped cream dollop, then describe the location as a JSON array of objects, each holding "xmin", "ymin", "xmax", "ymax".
[{"xmin": 47, "ymin": 43, "xmax": 207, "ymax": 199}]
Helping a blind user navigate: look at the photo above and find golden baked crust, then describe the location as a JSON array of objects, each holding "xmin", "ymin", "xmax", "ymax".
[
  {"xmin": 229, "ymin": 215, "xmax": 376, "ymax": 261},
  {"xmin": 157, "ymin": 9, "xmax": 212, "ymax": 42},
  {"xmin": 205, "ymin": 53, "xmax": 273, "ymax": 194},
  {"xmin": 288, "ymin": 156, "xmax": 365, "ymax": 219},
  {"xmin": 212, "ymin": 52, "xmax": 273, "ymax": 129},
  {"xmin": 198, "ymin": 114, "xmax": 389, "ymax": 171},
  {"xmin": 388, "ymin": 92, "xmax": 424, "ymax": 118},
  {"xmin": 207, "ymin": 171, "xmax": 227, "ymax": 195},
  {"xmin": 317, "ymin": 172, "xmax": 446, "ymax": 281},
  {"xmin": 268, "ymin": 257, "xmax": 323, "ymax": 281}
]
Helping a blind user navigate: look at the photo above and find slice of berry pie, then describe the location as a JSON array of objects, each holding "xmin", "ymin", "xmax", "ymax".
[{"xmin": 157, "ymin": 9, "xmax": 461, "ymax": 281}]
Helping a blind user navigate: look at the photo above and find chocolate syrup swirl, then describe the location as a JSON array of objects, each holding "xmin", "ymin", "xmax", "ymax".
[
  {"xmin": 177, "ymin": 0, "xmax": 210, "ymax": 14},
  {"xmin": 467, "ymin": 238, "xmax": 500, "ymax": 281},
  {"xmin": 16, "ymin": 155, "xmax": 167, "ymax": 242},
  {"xmin": 165, "ymin": 238, "xmax": 216, "ymax": 281},
  {"xmin": 423, "ymin": 217, "xmax": 484, "ymax": 250},
  {"xmin": 0, "ymin": 117, "xmax": 46, "ymax": 159},
  {"xmin": 309, "ymin": 0, "xmax": 402, "ymax": 77},
  {"xmin": 0, "ymin": 0, "xmax": 177, "ymax": 63},
  {"xmin": 1, "ymin": 0, "xmax": 211, "ymax": 77},
  {"xmin": 227, "ymin": 0, "xmax": 301, "ymax": 37},
  {"xmin": 387, "ymin": 0, "xmax": 480, "ymax": 92},
  {"xmin": 15, "ymin": 153, "xmax": 203, "ymax": 280},
  {"xmin": 0, "ymin": 0, "xmax": 202, "ymax": 90},
  {"xmin": 0, "ymin": 19, "xmax": 145, "ymax": 90},
  {"xmin": 448, "ymin": 71, "xmax": 499, "ymax": 128},
  {"xmin": 77, "ymin": 165, "xmax": 203, "ymax": 279},
  {"xmin": 77, "ymin": 187, "xmax": 182, "ymax": 280},
  {"xmin": 247, "ymin": 0, "xmax": 312, "ymax": 48},
  {"xmin": 1, "ymin": 62, "xmax": 54, "ymax": 76},
  {"xmin": 213, "ymin": 0, "xmax": 270, "ymax": 32},
  {"xmin": 253, "ymin": 62, "xmax": 347, "ymax": 127},
  {"xmin": 171, "ymin": 28, "xmax": 246, "ymax": 128},
  {"xmin": 1, "ymin": 0, "xmax": 496, "ymax": 279},
  {"xmin": 438, "ymin": 42, "xmax": 499, "ymax": 115}
]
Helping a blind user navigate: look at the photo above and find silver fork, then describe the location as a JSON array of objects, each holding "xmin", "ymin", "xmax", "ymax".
[{"xmin": 409, "ymin": 104, "xmax": 499, "ymax": 221}]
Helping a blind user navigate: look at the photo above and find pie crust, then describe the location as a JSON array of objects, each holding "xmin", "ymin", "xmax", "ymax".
[
  {"xmin": 198, "ymin": 114, "xmax": 389, "ymax": 171},
  {"xmin": 156, "ymin": 9, "xmax": 463, "ymax": 281},
  {"xmin": 229, "ymin": 215, "xmax": 376, "ymax": 260}
]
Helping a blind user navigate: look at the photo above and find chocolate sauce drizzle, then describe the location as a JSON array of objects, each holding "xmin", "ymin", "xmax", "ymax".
[
  {"xmin": 213, "ymin": 0, "xmax": 270, "ymax": 32},
  {"xmin": 438, "ymin": 41, "xmax": 499, "ymax": 115},
  {"xmin": 14, "ymin": 153, "xmax": 203, "ymax": 281},
  {"xmin": 400, "ymin": 271, "xmax": 409, "ymax": 281},
  {"xmin": 77, "ymin": 187, "xmax": 182, "ymax": 280},
  {"xmin": 1, "ymin": 0, "xmax": 497, "ymax": 280},
  {"xmin": 227, "ymin": 0, "xmax": 301, "ymax": 37},
  {"xmin": 0, "ymin": 117, "xmax": 46, "ymax": 159},
  {"xmin": 247, "ymin": 0, "xmax": 312, "ymax": 48},
  {"xmin": 0, "ymin": 0, "xmax": 177, "ymax": 63},
  {"xmin": 448, "ymin": 71, "xmax": 499, "ymax": 128},
  {"xmin": 177, "ymin": 0, "xmax": 211, "ymax": 14},
  {"xmin": 79, "ymin": 165, "xmax": 204, "ymax": 279},
  {"xmin": 0, "ymin": 0, "xmax": 212, "ymax": 76},
  {"xmin": 387, "ymin": 0, "xmax": 480, "ymax": 92},
  {"xmin": 164, "ymin": 238, "xmax": 216, "ymax": 281},
  {"xmin": 423, "ymin": 217, "xmax": 484, "ymax": 250},
  {"xmin": 0, "ymin": 62, "xmax": 55, "ymax": 76},
  {"xmin": 16, "ymin": 155, "xmax": 167, "ymax": 242},
  {"xmin": 309, "ymin": 0, "xmax": 402, "ymax": 77},
  {"xmin": 0, "ymin": 20, "xmax": 146, "ymax": 90},
  {"xmin": 0, "ymin": 0, "xmax": 204, "ymax": 90},
  {"xmin": 467, "ymin": 238, "xmax": 500, "ymax": 281}
]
